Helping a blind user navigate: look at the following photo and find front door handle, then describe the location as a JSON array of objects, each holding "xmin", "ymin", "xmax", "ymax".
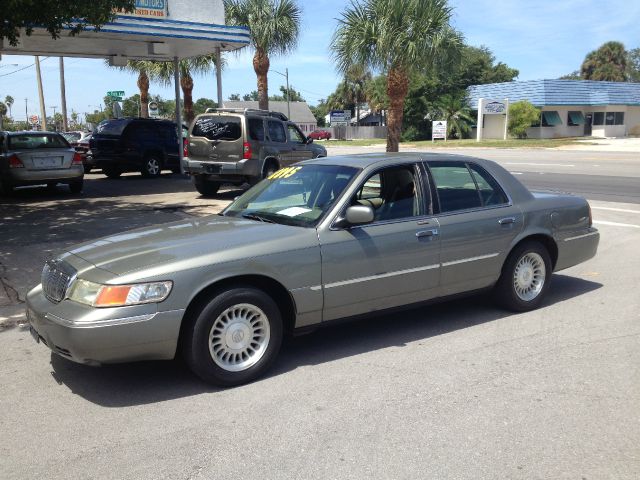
[
  {"xmin": 498, "ymin": 217, "xmax": 516, "ymax": 225},
  {"xmin": 416, "ymin": 229, "xmax": 439, "ymax": 238}
]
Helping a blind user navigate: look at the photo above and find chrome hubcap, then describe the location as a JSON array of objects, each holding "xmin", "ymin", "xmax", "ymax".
[
  {"xmin": 208, "ymin": 303, "xmax": 270, "ymax": 372},
  {"xmin": 513, "ymin": 252, "xmax": 546, "ymax": 301},
  {"xmin": 147, "ymin": 159, "xmax": 160, "ymax": 175}
]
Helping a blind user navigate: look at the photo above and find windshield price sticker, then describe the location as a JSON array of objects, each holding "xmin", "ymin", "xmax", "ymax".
[{"xmin": 268, "ymin": 167, "xmax": 302, "ymax": 180}]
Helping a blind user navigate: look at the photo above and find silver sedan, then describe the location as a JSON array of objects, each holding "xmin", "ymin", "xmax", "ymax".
[
  {"xmin": 26, "ymin": 153, "xmax": 599, "ymax": 386},
  {"xmin": 0, "ymin": 131, "xmax": 84, "ymax": 194}
]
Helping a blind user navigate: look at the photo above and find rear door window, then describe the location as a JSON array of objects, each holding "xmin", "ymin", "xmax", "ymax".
[
  {"xmin": 267, "ymin": 120, "xmax": 287, "ymax": 143},
  {"xmin": 192, "ymin": 116, "xmax": 241, "ymax": 141},
  {"xmin": 428, "ymin": 163, "xmax": 482, "ymax": 213},
  {"xmin": 468, "ymin": 164, "xmax": 508, "ymax": 206},
  {"xmin": 248, "ymin": 118, "xmax": 265, "ymax": 141}
]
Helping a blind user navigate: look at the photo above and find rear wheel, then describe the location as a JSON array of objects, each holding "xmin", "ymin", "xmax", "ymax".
[
  {"xmin": 182, "ymin": 287, "xmax": 283, "ymax": 386},
  {"xmin": 69, "ymin": 179, "xmax": 83, "ymax": 194},
  {"xmin": 0, "ymin": 178, "xmax": 14, "ymax": 196},
  {"xmin": 83, "ymin": 165, "xmax": 92, "ymax": 174},
  {"xmin": 141, "ymin": 156, "xmax": 162, "ymax": 178},
  {"xmin": 193, "ymin": 176, "xmax": 220, "ymax": 196},
  {"xmin": 494, "ymin": 241, "xmax": 552, "ymax": 311},
  {"xmin": 103, "ymin": 167, "xmax": 122, "ymax": 179}
]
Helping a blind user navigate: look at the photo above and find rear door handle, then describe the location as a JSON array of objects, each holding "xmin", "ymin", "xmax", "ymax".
[
  {"xmin": 499, "ymin": 217, "xmax": 516, "ymax": 225},
  {"xmin": 416, "ymin": 229, "xmax": 439, "ymax": 238}
]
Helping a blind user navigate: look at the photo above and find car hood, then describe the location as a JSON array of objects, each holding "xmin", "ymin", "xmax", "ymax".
[{"xmin": 65, "ymin": 215, "xmax": 313, "ymax": 276}]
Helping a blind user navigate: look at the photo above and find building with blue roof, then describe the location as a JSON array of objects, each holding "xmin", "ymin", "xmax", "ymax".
[{"xmin": 467, "ymin": 80, "xmax": 640, "ymax": 139}]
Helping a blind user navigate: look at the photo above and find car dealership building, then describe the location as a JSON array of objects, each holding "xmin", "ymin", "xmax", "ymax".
[{"xmin": 467, "ymin": 80, "xmax": 640, "ymax": 139}]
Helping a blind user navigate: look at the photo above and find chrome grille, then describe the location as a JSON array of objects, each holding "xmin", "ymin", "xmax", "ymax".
[{"xmin": 41, "ymin": 260, "xmax": 75, "ymax": 303}]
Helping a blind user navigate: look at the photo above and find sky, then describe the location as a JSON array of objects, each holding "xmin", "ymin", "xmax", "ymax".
[{"xmin": 0, "ymin": 0, "xmax": 638, "ymax": 122}]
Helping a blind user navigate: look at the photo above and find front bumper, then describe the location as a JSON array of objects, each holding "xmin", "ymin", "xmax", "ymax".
[{"xmin": 26, "ymin": 285, "xmax": 184, "ymax": 365}]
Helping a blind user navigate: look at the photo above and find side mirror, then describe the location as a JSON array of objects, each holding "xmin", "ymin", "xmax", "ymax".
[
  {"xmin": 335, "ymin": 205, "xmax": 374, "ymax": 228},
  {"xmin": 306, "ymin": 137, "xmax": 314, "ymax": 145}
]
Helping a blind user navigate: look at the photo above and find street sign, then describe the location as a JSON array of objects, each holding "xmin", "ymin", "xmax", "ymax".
[
  {"xmin": 148, "ymin": 101, "xmax": 159, "ymax": 118},
  {"xmin": 330, "ymin": 110, "xmax": 351, "ymax": 126},
  {"xmin": 107, "ymin": 91, "xmax": 125, "ymax": 100},
  {"xmin": 29, "ymin": 115, "xmax": 39, "ymax": 124},
  {"xmin": 432, "ymin": 120, "xmax": 447, "ymax": 141}
]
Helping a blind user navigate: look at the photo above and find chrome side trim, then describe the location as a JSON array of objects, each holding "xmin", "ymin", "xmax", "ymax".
[
  {"xmin": 441, "ymin": 252, "xmax": 500, "ymax": 267},
  {"xmin": 564, "ymin": 231, "xmax": 599, "ymax": 242},
  {"xmin": 324, "ymin": 264, "xmax": 439, "ymax": 289},
  {"xmin": 45, "ymin": 312, "xmax": 160, "ymax": 328}
]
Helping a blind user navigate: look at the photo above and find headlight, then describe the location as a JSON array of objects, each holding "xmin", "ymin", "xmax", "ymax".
[{"xmin": 68, "ymin": 279, "xmax": 172, "ymax": 307}]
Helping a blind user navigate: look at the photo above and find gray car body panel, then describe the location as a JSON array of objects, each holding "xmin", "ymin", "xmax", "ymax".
[{"xmin": 26, "ymin": 153, "xmax": 599, "ymax": 365}]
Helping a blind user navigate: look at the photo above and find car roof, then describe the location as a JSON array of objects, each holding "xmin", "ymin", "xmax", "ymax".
[
  {"xmin": 299, "ymin": 152, "xmax": 493, "ymax": 169},
  {"xmin": 6, "ymin": 131, "xmax": 64, "ymax": 135}
]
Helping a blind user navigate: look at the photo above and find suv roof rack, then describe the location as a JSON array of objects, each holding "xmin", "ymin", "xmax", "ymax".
[{"xmin": 204, "ymin": 107, "xmax": 289, "ymax": 121}]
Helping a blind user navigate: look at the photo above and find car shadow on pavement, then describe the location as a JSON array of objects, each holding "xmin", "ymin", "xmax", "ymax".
[{"xmin": 47, "ymin": 274, "xmax": 601, "ymax": 408}]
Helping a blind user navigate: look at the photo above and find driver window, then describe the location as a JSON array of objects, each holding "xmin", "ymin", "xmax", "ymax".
[
  {"xmin": 353, "ymin": 165, "xmax": 421, "ymax": 221},
  {"xmin": 287, "ymin": 125, "xmax": 305, "ymax": 144}
]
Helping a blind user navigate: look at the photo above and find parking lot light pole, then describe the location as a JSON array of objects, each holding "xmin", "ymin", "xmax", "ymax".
[
  {"xmin": 174, "ymin": 56, "xmax": 185, "ymax": 175},
  {"xmin": 272, "ymin": 68, "xmax": 290, "ymax": 119}
]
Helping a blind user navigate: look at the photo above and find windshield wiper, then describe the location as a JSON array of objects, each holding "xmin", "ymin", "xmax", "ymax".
[{"xmin": 242, "ymin": 213, "xmax": 275, "ymax": 223}]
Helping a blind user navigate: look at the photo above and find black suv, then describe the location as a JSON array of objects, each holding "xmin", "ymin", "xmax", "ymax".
[{"xmin": 90, "ymin": 118, "xmax": 186, "ymax": 178}]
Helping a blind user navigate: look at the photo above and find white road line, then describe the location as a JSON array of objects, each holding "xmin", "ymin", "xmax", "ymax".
[
  {"xmin": 593, "ymin": 220, "xmax": 640, "ymax": 229},
  {"xmin": 591, "ymin": 206, "xmax": 640, "ymax": 214},
  {"xmin": 505, "ymin": 162, "xmax": 575, "ymax": 167},
  {"xmin": 510, "ymin": 172, "xmax": 523, "ymax": 175}
]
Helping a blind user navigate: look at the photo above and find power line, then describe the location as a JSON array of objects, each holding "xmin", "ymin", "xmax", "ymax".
[{"xmin": 0, "ymin": 57, "xmax": 49, "ymax": 78}]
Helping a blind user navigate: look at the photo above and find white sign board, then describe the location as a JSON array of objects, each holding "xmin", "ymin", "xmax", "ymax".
[
  {"xmin": 148, "ymin": 101, "xmax": 159, "ymax": 118},
  {"xmin": 116, "ymin": 0, "xmax": 168, "ymax": 19},
  {"xmin": 432, "ymin": 120, "xmax": 447, "ymax": 141},
  {"xmin": 330, "ymin": 110, "xmax": 351, "ymax": 126},
  {"xmin": 483, "ymin": 100, "xmax": 507, "ymax": 115}
]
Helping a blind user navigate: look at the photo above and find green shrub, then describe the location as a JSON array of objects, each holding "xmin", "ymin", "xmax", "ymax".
[{"xmin": 508, "ymin": 101, "xmax": 540, "ymax": 139}]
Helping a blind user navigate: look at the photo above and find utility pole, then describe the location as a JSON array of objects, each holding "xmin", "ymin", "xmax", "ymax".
[
  {"xmin": 272, "ymin": 68, "xmax": 291, "ymax": 119},
  {"xmin": 59, "ymin": 57, "xmax": 68, "ymax": 131},
  {"xmin": 215, "ymin": 47, "xmax": 223, "ymax": 108},
  {"xmin": 35, "ymin": 56, "xmax": 47, "ymax": 131},
  {"xmin": 25, "ymin": 98, "xmax": 28, "ymax": 124}
]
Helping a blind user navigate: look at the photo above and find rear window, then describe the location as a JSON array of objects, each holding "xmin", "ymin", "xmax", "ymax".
[
  {"xmin": 8, "ymin": 134, "xmax": 68, "ymax": 150},
  {"xmin": 95, "ymin": 119, "xmax": 130, "ymax": 136},
  {"xmin": 192, "ymin": 116, "xmax": 241, "ymax": 141}
]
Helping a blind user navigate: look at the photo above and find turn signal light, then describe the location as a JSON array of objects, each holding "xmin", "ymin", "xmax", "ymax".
[
  {"xmin": 72, "ymin": 152, "xmax": 83, "ymax": 165},
  {"xmin": 242, "ymin": 141, "xmax": 252, "ymax": 160},
  {"xmin": 8, "ymin": 154, "xmax": 24, "ymax": 168}
]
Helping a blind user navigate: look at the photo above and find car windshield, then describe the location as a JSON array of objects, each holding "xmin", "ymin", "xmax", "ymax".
[
  {"xmin": 8, "ymin": 134, "xmax": 68, "ymax": 150},
  {"xmin": 223, "ymin": 164, "xmax": 358, "ymax": 227}
]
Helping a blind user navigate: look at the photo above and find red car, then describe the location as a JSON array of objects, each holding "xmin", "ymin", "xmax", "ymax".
[{"xmin": 308, "ymin": 129, "xmax": 331, "ymax": 140}]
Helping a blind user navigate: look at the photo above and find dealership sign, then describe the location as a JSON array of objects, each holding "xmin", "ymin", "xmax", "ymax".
[
  {"xmin": 330, "ymin": 110, "xmax": 351, "ymax": 126},
  {"xmin": 483, "ymin": 100, "xmax": 507, "ymax": 115},
  {"xmin": 148, "ymin": 101, "xmax": 159, "ymax": 117},
  {"xmin": 117, "ymin": 0, "xmax": 168, "ymax": 19},
  {"xmin": 432, "ymin": 120, "xmax": 447, "ymax": 141}
]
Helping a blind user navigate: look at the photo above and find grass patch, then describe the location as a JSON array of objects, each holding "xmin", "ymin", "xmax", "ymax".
[{"xmin": 325, "ymin": 137, "xmax": 593, "ymax": 149}]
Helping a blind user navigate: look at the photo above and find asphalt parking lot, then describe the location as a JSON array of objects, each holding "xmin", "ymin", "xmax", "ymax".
[{"xmin": 1, "ymin": 148, "xmax": 639, "ymax": 479}]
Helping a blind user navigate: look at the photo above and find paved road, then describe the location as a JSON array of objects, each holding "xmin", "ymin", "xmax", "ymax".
[
  {"xmin": 1, "ymin": 150, "xmax": 639, "ymax": 479},
  {"xmin": 327, "ymin": 146, "xmax": 640, "ymax": 204}
]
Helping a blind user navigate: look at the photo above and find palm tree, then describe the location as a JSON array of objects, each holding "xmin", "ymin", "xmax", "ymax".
[
  {"xmin": 146, "ymin": 55, "xmax": 223, "ymax": 123},
  {"xmin": 345, "ymin": 64, "xmax": 371, "ymax": 126},
  {"xmin": 331, "ymin": 0, "xmax": 463, "ymax": 152},
  {"xmin": 116, "ymin": 60, "xmax": 150, "ymax": 117},
  {"xmin": 581, "ymin": 41, "xmax": 627, "ymax": 81},
  {"xmin": 0, "ymin": 102, "xmax": 6, "ymax": 129},
  {"xmin": 4, "ymin": 95, "xmax": 14, "ymax": 119},
  {"xmin": 432, "ymin": 93, "xmax": 474, "ymax": 139},
  {"xmin": 224, "ymin": 0, "xmax": 301, "ymax": 111}
]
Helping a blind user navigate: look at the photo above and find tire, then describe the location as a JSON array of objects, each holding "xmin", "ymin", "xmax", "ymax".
[
  {"xmin": 263, "ymin": 161, "xmax": 279, "ymax": 179},
  {"xmin": 103, "ymin": 167, "xmax": 122, "ymax": 179},
  {"xmin": 0, "ymin": 178, "xmax": 14, "ymax": 196},
  {"xmin": 494, "ymin": 240, "xmax": 552, "ymax": 312},
  {"xmin": 182, "ymin": 287, "xmax": 283, "ymax": 387},
  {"xmin": 83, "ymin": 165, "xmax": 92, "ymax": 174},
  {"xmin": 69, "ymin": 179, "xmax": 83, "ymax": 194},
  {"xmin": 141, "ymin": 156, "xmax": 162, "ymax": 178},
  {"xmin": 193, "ymin": 176, "xmax": 220, "ymax": 196}
]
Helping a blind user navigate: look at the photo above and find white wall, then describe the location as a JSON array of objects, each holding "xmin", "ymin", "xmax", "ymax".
[
  {"xmin": 526, "ymin": 105, "xmax": 632, "ymax": 138},
  {"xmin": 168, "ymin": 0, "xmax": 225, "ymax": 24},
  {"xmin": 625, "ymin": 106, "xmax": 640, "ymax": 136},
  {"xmin": 482, "ymin": 115, "xmax": 505, "ymax": 139}
]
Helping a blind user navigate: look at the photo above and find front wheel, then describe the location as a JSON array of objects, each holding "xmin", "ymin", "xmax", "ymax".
[
  {"xmin": 494, "ymin": 241, "xmax": 552, "ymax": 312},
  {"xmin": 182, "ymin": 287, "xmax": 283, "ymax": 386}
]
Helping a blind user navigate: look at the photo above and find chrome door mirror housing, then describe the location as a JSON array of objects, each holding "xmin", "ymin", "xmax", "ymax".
[{"xmin": 336, "ymin": 205, "xmax": 375, "ymax": 228}]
